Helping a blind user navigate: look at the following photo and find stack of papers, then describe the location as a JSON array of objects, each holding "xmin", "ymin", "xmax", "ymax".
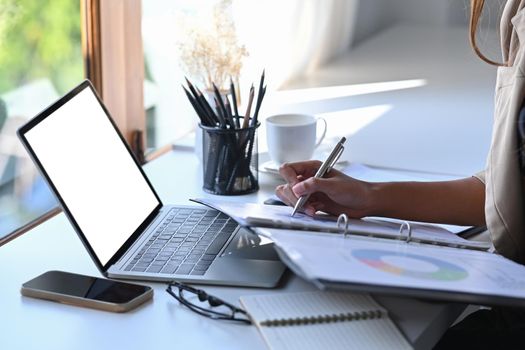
[{"xmin": 256, "ymin": 228, "xmax": 525, "ymax": 308}]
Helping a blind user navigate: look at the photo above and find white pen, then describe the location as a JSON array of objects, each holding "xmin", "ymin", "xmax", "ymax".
[{"xmin": 291, "ymin": 137, "xmax": 346, "ymax": 217}]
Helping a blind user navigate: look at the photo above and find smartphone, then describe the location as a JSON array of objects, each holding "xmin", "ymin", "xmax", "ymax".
[{"xmin": 21, "ymin": 270, "xmax": 153, "ymax": 312}]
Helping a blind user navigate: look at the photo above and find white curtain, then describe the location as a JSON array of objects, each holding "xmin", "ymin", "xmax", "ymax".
[{"xmin": 233, "ymin": 0, "xmax": 358, "ymax": 89}]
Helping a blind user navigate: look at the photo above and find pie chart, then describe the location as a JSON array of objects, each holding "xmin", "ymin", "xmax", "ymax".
[{"xmin": 352, "ymin": 249, "xmax": 468, "ymax": 281}]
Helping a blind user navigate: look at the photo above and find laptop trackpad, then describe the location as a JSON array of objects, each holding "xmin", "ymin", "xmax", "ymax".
[{"xmin": 220, "ymin": 228, "xmax": 280, "ymax": 261}]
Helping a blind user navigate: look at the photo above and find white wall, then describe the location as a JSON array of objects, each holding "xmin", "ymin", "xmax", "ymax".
[
  {"xmin": 352, "ymin": 0, "xmax": 505, "ymax": 47},
  {"xmin": 285, "ymin": 0, "xmax": 505, "ymax": 175},
  {"xmin": 352, "ymin": 0, "xmax": 395, "ymax": 46}
]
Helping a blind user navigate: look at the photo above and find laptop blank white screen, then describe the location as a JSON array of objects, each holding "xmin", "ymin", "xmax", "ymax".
[{"xmin": 25, "ymin": 87, "xmax": 160, "ymax": 266}]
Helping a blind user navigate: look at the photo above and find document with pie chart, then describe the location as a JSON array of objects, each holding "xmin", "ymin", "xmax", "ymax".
[{"xmin": 257, "ymin": 227, "xmax": 525, "ymax": 307}]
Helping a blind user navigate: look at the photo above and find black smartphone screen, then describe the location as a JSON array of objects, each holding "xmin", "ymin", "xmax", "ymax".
[{"xmin": 23, "ymin": 271, "xmax": 150, "ymax": 304}]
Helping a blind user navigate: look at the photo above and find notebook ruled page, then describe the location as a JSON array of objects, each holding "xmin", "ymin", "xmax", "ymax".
[
  {"xmin": 264, "ymin": 319, "xmax": 411, "ymax": 350},
  {"xmin": 240, "ymin": 291, "xmax": 412, "ymax": 350}
]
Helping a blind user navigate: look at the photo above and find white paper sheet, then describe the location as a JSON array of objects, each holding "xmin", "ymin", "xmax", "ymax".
[
  {"xmin": 257, "ymin": 228, "xmax": 525, "ymax": 304},
  {"xmin": 193, "ymin": 198, "xmax": 490, "ymax": 251}
]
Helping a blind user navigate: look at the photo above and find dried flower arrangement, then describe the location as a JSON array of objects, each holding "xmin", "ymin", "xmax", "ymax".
[{"xmin": 177, "ymin": 0, "xmax": 248, "ymax": 92}]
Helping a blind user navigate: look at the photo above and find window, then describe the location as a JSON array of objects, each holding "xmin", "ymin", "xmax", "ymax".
[
  {"xmin": 0, "ymin": 0, "xmax": 83, "ymax": 243},
  {"xmin": 142, "ymin": 0, "xmax": 219, "ymax": 149}
]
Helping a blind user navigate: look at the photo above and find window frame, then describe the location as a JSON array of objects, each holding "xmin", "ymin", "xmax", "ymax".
[{"xmin": 81, "ymin": 0, "xmax": 147, "ymax": 161}]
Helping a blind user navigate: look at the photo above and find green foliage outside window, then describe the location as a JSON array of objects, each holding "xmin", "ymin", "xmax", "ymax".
[{"xmin": 0, "ymin": 0, "xmax": 82, "ymax": 94}]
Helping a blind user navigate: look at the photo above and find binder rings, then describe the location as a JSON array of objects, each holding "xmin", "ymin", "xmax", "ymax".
[{"xmin": 192, "ymin": 198, "xmax": 491, "ymax": 251}]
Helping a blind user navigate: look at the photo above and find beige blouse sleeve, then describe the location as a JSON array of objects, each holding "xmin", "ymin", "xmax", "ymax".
[
  {"xmin": 473, "ymin": 170, "xmax": 486, "ymax": 184},
  {"xmin": 482, "ymin": 0, "xmax": 525, "ymax": 263}
]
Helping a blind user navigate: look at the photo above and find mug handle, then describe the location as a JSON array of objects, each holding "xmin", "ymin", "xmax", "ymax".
[{"xmin": 315, "ymin": 117, "xmax": 327, "ymax": 148}]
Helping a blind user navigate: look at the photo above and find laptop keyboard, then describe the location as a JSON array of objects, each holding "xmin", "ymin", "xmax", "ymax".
[{"xmin": 124, "ymin": 208, "xmax": 238, "ymax": 276}]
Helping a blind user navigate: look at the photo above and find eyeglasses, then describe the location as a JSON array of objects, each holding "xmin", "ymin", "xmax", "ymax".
[{"xmin": 166, "ymin": 281, "xmax": 252, "ymax": 325}]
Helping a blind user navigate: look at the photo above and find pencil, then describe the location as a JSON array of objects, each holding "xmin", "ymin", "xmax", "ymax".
[
  {"xmin": 251, "ymin": 70, "xmax": 265, "ymax": 127},
  {"xmin": 259, "ymin": 69, "xmax": 265, "ymax": 92},
  {"xmin": 184, "ymin": 77, "xmax": 219, "ymax": 126},
  {"xmin": 183, "ymin": 78, "xmax": 203, "ymax": 111},
  {"xmin": 230, "ymin": 78, "xmax": 240, "ymax": 129},
  {"xmin": 182, "ymin": 85, "xmax": 211, "ymax": 126},
  {"xmin": 196, "ymin": 88, "xmax": 220, "ymax": 126},
  {"xmin": 213, "ymin": 83, "xmax": 230, "ymax": 127},
  {"xmin": 185, "ymin": 77, "xmax": 195, "ymax": 92},
  {"xmin": 224, "ymin": 98, "xmax": 236, "ymax": 129},
  {"xmin": 242, "ymin": 84, "xmax": 254, "ymax": 129},
  {"xmin": 185, "ymin": 77, "xmax": 203, "ymax": 105},
  {"xmin": 214, "ymin": 96, "xmax": 227, "ymax": 128},
  {"xmin": 252, "ymin": 85, "xmax": 266, "ymax": 127}
]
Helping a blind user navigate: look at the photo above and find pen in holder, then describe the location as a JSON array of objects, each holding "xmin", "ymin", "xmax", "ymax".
[
  {"xmin": 183, "ymin": 72, "xmax": 267, "ymax": 195},
  {"xmin": 200, "ymin": 119, "xmax": 260, "ymax": 195}
]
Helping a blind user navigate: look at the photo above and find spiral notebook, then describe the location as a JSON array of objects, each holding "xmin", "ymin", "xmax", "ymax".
[{"xmin": 240, "ymin": 291, "xmax": 412, "ymax": 350}]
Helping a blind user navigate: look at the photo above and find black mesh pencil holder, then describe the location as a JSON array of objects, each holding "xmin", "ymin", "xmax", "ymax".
[{"xmin": 200, "ymin": 120, "xmax": 259, "ymax": 195}]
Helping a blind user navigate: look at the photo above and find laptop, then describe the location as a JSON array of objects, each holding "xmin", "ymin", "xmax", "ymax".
[{"xmin": 17, "ymin": 80, "xmax": 285, "ymax": 287}]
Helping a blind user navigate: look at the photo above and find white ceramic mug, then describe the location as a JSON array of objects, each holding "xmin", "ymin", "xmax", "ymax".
[{"xmin": 266, "ymin": 114, "xmax": 327, "ymax": 164}]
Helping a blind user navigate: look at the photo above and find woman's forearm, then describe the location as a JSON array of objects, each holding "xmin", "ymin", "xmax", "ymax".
[{"xmin": 366, "ymin": 176, "xmax": 486, "ymax": 226}]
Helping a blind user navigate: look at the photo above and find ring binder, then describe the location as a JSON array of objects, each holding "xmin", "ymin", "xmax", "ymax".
[
  {"xmin": 399, "ymin": 221, "xmax": 412, "ymax": 243},
  {"xmin": 337, "ymin": 213, "xmax": 349, "ymax": 237},
  {"xmin": 193, "ymin": 198, "xmax": 492, "ymax": 252}
]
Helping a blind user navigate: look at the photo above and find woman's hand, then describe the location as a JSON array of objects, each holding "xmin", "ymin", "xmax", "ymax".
[
  {"xmin": 275, "ymin": 161, "xmax": 486, "ymax": 226},
  {"xmin": 275, "ymin": 160, "xmax": 373, "ymax": 217}
]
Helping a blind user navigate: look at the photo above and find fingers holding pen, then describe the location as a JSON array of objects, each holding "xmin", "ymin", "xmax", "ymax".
[
  {"xmin": 289, "ymin": 176, "xmax": 353, "ymax": 215},
  {"xmin": 277, "ymin": 161, "xmax": 333, "ymax": 211},
  {"xmin": 275, "ymin": 184, "xmax": 297, "ymax": 207},
  {"xmin": 292, "ymin": 177, "xmax": 327, "ymax": 198},
  {"xmin": 275, "ymin": 183, "xmax": 319, "ymax": 215},
  {"xmin": 279, "ymin": 160, "xmax": 322, "ymax": 185}
]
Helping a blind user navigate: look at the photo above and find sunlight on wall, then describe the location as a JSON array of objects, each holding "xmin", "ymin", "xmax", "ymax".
[
  {"xmin": 317, "ymin": 104, "xmax": 393, "ymax": 139},
  {"xmin": 273, "ymin": 79, "xmax": 427, "ymax": 104},
  {"xmin": 257, "ymin": 104, "xmax": 392, "ymax": 155}
]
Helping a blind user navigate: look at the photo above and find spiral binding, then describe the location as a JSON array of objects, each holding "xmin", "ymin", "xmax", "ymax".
[{"xmin": 260, "ymin": 309, "xmax": 385, "ymax": 327}]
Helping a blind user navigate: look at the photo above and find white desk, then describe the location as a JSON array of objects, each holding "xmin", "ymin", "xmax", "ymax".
[{"xmin": 1, "ymin": 148, "xmax": 463, "ymax": 350}]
